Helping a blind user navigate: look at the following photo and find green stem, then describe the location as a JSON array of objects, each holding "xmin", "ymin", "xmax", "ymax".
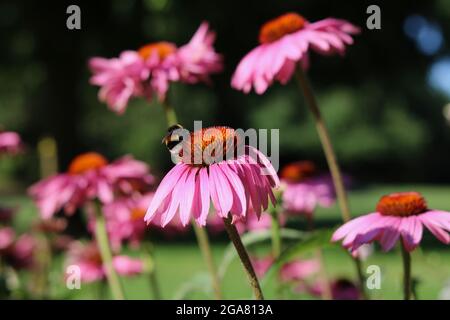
[
  {"xmin": 306, "ymin": 215, "xmax": 332, "ymax": 300},
  {"xmin": 295, "ymin": 66, "xmax": 366, "ymax": 298},
  {"xmin": 401, "ymin": 242, "xmax": 412, "ymax": 300},
  {"xmin": 192, "ymin": 221, "xmax": 222, "ymax": 299},
  {"xmin": 269, "ymin": 210, "xmax": 281, "ymax": 258},
  {"xmin": 223, "ymin": 216, "xmax": 264, "ymax": 300},
  {"xmin": 93, "ymin": 202, "xmax": 125, "ymax": 300},
  {"xmin": 143, "ymin": 242, "xmax": 162, "ymax": 300}
]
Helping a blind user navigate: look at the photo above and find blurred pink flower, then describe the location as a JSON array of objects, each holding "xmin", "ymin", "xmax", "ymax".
[
  {"xmin": 29, "ymin": 153, "xmax": 154, "ymax": 219},
  {"xmin": 303, "ymin": 278, "xmax": 361, "ymax": 300},
  {"xmin": 66, "ymin": 241, "xmax": 143, "ymax": 283},
  {"xmin": 8, "ymin": 234, "xmax": 36, "ymax": 269},
  {"xmin": 250, "ymin": 255, "xmax": 274, "ymax": 278},
  {"xmin": 280, "ymin": 161, "xmax": 336, "ymax": 216},
  {"xmin": 279, "ymin": 259, "xmax": 320, "ymax": 282},
  {"xmin": 234, "ymin": 211, "xmax": 286, "ymax": 235},
  {"xmin": 144, "ymin": 127, "xmax": 279, "ymax": 227},
  {"xmin": 0, "ymin": 131, "xmax": 22, "ymax": 155},
  {"xmin": 232, "ymin": 13, "xmax": 359, "ymax": 94},
  {"xmin": 89, "ymin": 22, "xmax": 222, "ymax": 113},
  {"xmin": 89, "ymin": 51, "xmax": 150, "ymax": 114},
  {"xmin": 332, "ymin": 192, "xmax": 450, "ymax": 254},
  {"xmin": 176, "ymin": 22, "xmax": 223, "ymax": 84},
  {"xmin": 0, "ymin": 227, "xmax": 15, "ymax": 251}
]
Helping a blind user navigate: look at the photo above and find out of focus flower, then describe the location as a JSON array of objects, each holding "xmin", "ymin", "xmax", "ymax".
[
  {"xmin": 89, "ymin": 22, "xmax": 222, "ymax": 114},
  {"xmin": 279, "ymin": 259, "xmax": 320, "ymax": 282},
  {"xmin": 330, "ymin": 279, "xmax": 361, "ymax": 300},
  {"xmin": 2, "ymin": 234, "xmax": 36, "ymax": 270},
  {"xmin": 0, "ymin": 131, "xmax": 22, "ymax": 155},
  {"xmin": 89, "ymin": 51, "xmax": 150, "ymax": 114},
  {"xmin": 250, "ymin": 255, "xmax": 274, "ymax": 278},
  {"xmin": 232, "ymin": 13, "xmax": 359, "ymax": 94},
  {"xmin": 29, "ymin": 153, "xmax": 154, "ymax": 219},
  {"xmin": 0, "ymin": 227, "xmax": 15, "ymax": 251},
  {"xmin": 332, "ymin": 192, "xmax": 450, "ymax": 254},
  {"xmin": 234, "ymin": 211, "xmax": 286, "ymax": 234},
  {"xmin": 65, "ymin": 241, "xmax": 143, "ymax": 283},
  {"xmin": 144, "ymin": 126, "xmax": 279, "ymax": 227},
  {"xmin": 281, "ymin": 161, "xmax": 335, "ymax": 216}
]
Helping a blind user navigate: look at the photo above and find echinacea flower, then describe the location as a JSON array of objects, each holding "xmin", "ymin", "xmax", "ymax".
[
  {"xmin": 232, "ymin": 13, "xmax": 360, "ymax": 94},
  {"xmin": 306, "ymin": 278, "xmax": 361, "ymax": 300},
  {"xmin": 234, "ymin": 211, "xmax": 286, "ymax": 235},
  {"xmin": 89, "ymin": 22, "xmax": 222, "ymax": 114},
  {"xmin": 0, "ymin": 227, "xmax": 15, "ymax": 251},
  {"xmin": 0, "ymin": 131, "xmax": 22, "ymax": 155},
  {"xmin": 1, "ymin": 233, "xmax": 36, "ymax": 270},
  {"xmin": 280, "ymin": 161, "xmax": 336, "ymax": 216},
  {"xmin": 332, "ymin": 192, "xmax": 450, "ymax": 254},
  {"xmin": 29, "ymin": 153, "xmax": 154, "ymax": 219},
  {"xmin": 89, "ymin": 51, "xmax": 150, "ymax": 114},
  {"xmin": 65, "ymin": 241, "xmax": 143, "ymax": 283},
  {"xmin": 144, "ymin": 126, "xmax": 280, "ymax": 227}
]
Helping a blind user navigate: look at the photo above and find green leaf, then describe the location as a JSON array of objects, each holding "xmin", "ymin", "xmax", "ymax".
[{"xmin": 218, "ymin": 228, "xmax": 306, "ymax": 279}]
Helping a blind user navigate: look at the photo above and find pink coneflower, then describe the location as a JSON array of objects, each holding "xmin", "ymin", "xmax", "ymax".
[
  {"xmin": 144, "ymin": 126, "xmax": 279, "ymax": 227},
  {"xmin": 306, "ymin": 278, "xmax": 361, "ymax": 300},
  {"xmin": 1, "ymin": 233, "xmax": 36, "ymax": 270},
  {"xmin": 332, "ymin": 192, "xmax": 450, "ymax": 253},
  {"xmin": 281, "ymin": 161, "xmax": 335, "ymax": 217},
  {"xmin": 231, "ymin": 13, "xmax": 360, "ymax": 94},
  {"xmin": 65, "ymin": 241, "xmax": 143, "ymax": 283},
  {"xmin": 89, "ymin": 51, "xmax": 151, "ymax": 114},
  {"xmin": 145, "ymin": 126, "xmax": 279, "ymax": 300},
  {"xmin": 29, "ymin": 153, "xmax": 154, "ymax": 219},
  {"xmin": 89, "ymin": 22, "xmax": 222, "ymax": 114},
  {"xmin": 0, "ymin": 131, "xmax": 22, "ymax": 155}
]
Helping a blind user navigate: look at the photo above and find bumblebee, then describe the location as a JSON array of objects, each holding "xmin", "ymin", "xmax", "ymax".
[{"xmin": 162, "ymin": 124, "xmax": 185, "ymax": 154}]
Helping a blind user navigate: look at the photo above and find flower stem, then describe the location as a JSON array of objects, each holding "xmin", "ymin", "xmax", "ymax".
[
  {"xmin": 269, "ymin": 210, "xmax": 282, "ymax": 258},
  {"xmin": 401, "ymin": 242, "xmax": 412, "ymax": 300},
  {"xmin": 93, "ymin": 202, "xmax": 125, "ymax": 300},
  {"xmin": 192, "ymin": 221, "xmax": 222, "ymax": 299},
  {"xmin": 295, "ymin": 67, "xmax": 366, "ymax": 298},
  {"xmin": 143, "ymin": 242, "xmax": 162, "ymax": 300},
  {"xmin": 160, "ymin": 98, "xmax": 222, "ymax": 299},
  {"xmin": 306, "ymin": 215, "xmax": 332, "ymax": 300},
  {"xmin": 223, "ymin": 216, "xmax": 264, "ymax": 300}
]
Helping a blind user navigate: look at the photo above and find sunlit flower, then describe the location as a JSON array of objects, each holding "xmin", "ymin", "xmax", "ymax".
[
  {"xmin": 65, "ymin": 241, "xmax": 143, "ymax": 283},
  {"xmin": 332, "ymin": 192, "xmax": 450, "ymax": 254},
  {"xmin": 29, "ymin": 153, "xmax": 154, "ymax": 219},
  {"xmin": 0, "ymin": 131, "xmax": 22, "ymax": 155},
  {"xmin": 145, "ymin": 126, "xmax": 279, "ymax": 227},
  {"xmin": 281, "ymin": 161, "xmax": 335, "ymax": 216},
  {"xmin": 89, "ymin": 22, "xmax": 222, "ymax": 113},
  {"xmin": 232, "ymin": 13, "xmax": 360, "ymax": 94}
]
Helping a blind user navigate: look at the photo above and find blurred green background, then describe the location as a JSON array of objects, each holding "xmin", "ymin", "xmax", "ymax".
[
  {"xmin": 1, "ymin": 0, "xmax": 450, "ymax": 183},
  {"xmin": 1, "ymin": 0, "xmax": 450, "ymax": 300}
]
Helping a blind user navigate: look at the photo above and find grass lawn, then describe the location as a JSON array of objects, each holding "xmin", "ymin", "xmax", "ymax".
[{"xmin": 1, "ymin": 184, "xmax": 450, "ymax": 300}]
